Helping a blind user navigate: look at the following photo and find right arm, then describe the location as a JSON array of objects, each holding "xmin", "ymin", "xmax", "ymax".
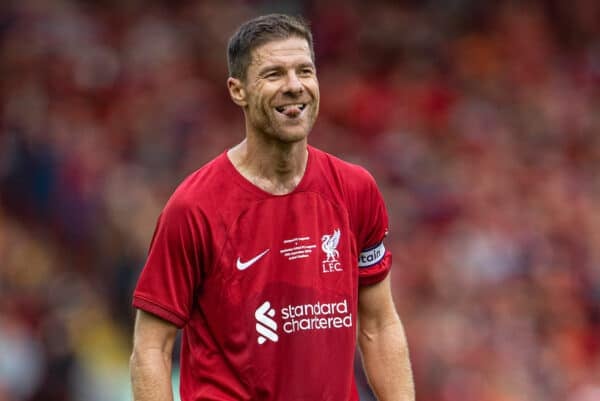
[{"xmin": 130, "ymin": 309, "xmax": 179, "ymax": 401}]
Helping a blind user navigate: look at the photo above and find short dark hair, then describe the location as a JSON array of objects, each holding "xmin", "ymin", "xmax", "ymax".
[{"xmin": 227, "ymin": 14, "xmax": 315, "ymax": 80}]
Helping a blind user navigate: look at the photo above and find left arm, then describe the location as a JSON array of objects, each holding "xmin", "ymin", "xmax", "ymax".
[{"xmin": 358, "ymin": 274, "xmax": 415, "ymax": 401}]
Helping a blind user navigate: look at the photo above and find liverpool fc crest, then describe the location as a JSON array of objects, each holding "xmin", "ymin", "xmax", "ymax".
[{"xmin": 321, "ymin": 228, "xmax": 342, "ymax": 272}]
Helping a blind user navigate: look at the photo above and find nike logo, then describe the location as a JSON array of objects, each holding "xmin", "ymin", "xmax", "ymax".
[{"xmin": 236, "ymin": 249, "xmax": 270, "ymax": 271}]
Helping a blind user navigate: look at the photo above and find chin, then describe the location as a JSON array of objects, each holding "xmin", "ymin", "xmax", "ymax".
[
  {"xmin": 267, "ymin": 122, "xmax": 313, "ymax": 144},
  {"xmin": 274, "ymin": 130, "xmax": 310, "ymax": 144}
]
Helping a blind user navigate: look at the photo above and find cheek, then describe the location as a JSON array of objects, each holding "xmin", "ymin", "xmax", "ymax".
[
  {"xmin": 248, "ymin": 93, "xmax": 266, "ymax": 111},
  {"xmin": 248, "ymin": 95, "xmax": 273, "ymax": 123},
  {"xmin": 250, "ymin": 91, "xmax": 270, "ymax": 111},
  {"xmin": 308, "ymin": 82, "xmax": 320, "ymax": 102}
]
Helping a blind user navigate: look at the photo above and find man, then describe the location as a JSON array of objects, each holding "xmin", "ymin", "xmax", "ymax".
[{"xmin": 130, "ymin": 14, "xmax": 414, "ymax": 401}]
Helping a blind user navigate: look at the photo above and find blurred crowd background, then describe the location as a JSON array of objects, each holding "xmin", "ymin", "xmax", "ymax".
[{"xmin": 1, "ymin": 0, "xmax": 600, "ymax": 400}]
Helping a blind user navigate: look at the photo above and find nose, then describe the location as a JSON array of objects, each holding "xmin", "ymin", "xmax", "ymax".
[{"xmin": 283, "ymin": 71, "xmax": 304, "ymax": 95}]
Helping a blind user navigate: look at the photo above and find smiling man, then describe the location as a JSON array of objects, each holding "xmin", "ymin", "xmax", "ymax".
[{"xmin": 130, "ymin": 14, "xmax": 414, "ymax": 401}]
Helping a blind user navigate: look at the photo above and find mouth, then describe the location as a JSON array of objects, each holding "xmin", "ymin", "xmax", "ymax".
[{"xmin": 275, "ymin": 103, "xmax": 307, "ymax": 116}]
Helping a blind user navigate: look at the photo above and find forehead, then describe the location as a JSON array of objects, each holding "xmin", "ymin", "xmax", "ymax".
[{"xmin": 249, "ymin": 37, "xmax": 313, "ymax": 69}]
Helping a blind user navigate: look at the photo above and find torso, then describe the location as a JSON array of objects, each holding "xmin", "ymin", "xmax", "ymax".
[{"xmin": 135, "ymin": 146, "xmax": 388, "ymax": 401}]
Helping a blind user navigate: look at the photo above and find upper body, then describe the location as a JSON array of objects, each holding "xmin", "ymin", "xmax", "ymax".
[
  {"xmin": 130, "ymin": 13, "xmax": 414, "ymax": 401},
  {"xmin": 134, "ymin": 146, "xmax": 390, "ymax": 400}
]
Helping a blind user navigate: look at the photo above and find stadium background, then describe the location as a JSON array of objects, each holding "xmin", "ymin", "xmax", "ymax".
[{"xmin": 1, "ymin": 0, "xmax": 599, "ymax": 400}]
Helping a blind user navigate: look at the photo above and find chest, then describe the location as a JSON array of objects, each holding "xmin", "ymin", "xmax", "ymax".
[
  {"xmin": 218, "ymin": 193, "xmax": 355, "ymax": 285},
  {"xmin": 193, "ymin": 192, "xmax": 360, "ymax": 379},
  {"xmin": 200, "ymin": 192, "xmax": 359, "ymax": 311}
]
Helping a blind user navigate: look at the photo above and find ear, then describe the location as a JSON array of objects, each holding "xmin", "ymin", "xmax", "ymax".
[{"xmin": 227, "ymin": 77, "xmax": 247, "ymax": 107}]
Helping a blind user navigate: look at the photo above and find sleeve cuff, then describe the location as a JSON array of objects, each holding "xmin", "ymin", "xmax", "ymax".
[
  {"xmin": 358, "ymin": 251, "xmax": 391, "ymax": 286},
  {"xmin": 132, "ymin": 295, "xmax": 187, "ymax": 328}
]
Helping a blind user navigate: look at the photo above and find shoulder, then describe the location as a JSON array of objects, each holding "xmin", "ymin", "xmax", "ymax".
[
  {"xmin": 309, "ymin": 146, "xmax": 379, "ymax": 193},
  {"xmin": 164, "ymin": 152, "xmax": 230, "ymax": 216}
]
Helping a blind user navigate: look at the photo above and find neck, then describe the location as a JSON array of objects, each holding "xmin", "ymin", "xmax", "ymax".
[{"xmin": 227, "ymin": 137, "xmax": 309, "ymax": 195}]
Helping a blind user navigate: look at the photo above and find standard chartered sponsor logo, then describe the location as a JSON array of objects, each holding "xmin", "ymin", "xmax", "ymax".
[
  {"xmin": 282, "ymin": 299, "xmax": 352, "ymax": 333},
  {"xmin": 255, "ymin": 299, "xmax": 352, "ymax": 344},
  {"xmin": 255, "ymin": 301, "xmax": 278, "ymax": 345}
]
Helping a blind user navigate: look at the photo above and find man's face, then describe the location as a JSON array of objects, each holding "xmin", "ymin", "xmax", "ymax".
[{"xmin": 237, "ymin": 37, "xmax": 320, "ymax": 144}]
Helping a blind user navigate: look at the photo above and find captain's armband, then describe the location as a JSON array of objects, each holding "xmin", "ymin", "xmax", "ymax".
[{"xmin": 358, "ymin": 242, "xmax": 386, "ymax": 268}]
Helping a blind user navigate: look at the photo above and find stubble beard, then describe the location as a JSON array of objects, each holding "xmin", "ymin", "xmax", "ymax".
[{"xmin": 250, "ymin": 102, "xmax": 318, "ymax": 145}]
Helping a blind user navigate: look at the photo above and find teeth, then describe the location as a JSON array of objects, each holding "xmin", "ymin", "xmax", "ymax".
[{"xmin": 275, "ymin": 104, "xmax": 306, "ymax": 113}]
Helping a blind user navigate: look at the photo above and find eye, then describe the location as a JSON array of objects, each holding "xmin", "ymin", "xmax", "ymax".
[
  {"xmin": 299, "ymin": 68, "xmax": 314, "ymax": 77},
  {"xmin": 264, "ymin": 71, "xmax": 281, "ymax": 80}
]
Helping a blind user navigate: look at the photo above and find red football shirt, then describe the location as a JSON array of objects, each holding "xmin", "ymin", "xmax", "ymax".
[{"xmin": 133, "ymin": 146, "xmax": 391, "ymax": 401}]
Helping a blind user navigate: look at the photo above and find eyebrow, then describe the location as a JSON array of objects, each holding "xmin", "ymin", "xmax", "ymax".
[
  {"xmin": 297, "ymin": 62, "xmax": 316, "ymax": 70},
  {"xmin": 257, "ymin": 62, "xmax": 315, "ymax": 76}
]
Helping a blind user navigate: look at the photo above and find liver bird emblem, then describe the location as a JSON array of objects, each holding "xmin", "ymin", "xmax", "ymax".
[{"xmin": 321, "ymin": 229, "xmax": 341, "ymax": 262}]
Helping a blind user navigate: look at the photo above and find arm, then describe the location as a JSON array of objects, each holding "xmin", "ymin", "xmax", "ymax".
[
  {"xmin": 130, "ymin": 309, "xmax": 179, "ymax": 401},
  {"xmin": 358, "ymin": 275, "xmax": 415, "ymax": 401}
]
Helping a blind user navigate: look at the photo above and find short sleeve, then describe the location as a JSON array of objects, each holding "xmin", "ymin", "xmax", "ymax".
[
  {"xmin": 353, "ymin": 171, "xmax": 391, "ymax": 286},
  {"xmin": 132, "ymin": 199, "xmax": 204, "ymax": 328}
]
